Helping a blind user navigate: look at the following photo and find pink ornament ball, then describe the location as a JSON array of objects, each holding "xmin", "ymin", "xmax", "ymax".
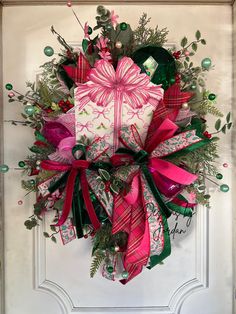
[
  {"xmin": 18, "ymin": 200, "xmax": 23, "ymax": 205},
  {"xmin": 8, "ymin": 92, "xmax": 15, "ymax": 98},
  {"xmin": 184, "ymin": 50, "xmax": 190, "ymax": 56},
  {"xmin": 223, "ymin": 163, "xmax": 228, "ymax": 168},
  {"xmin": 67, "ymin": 1, "xmax": 72, "ymax": 7}
]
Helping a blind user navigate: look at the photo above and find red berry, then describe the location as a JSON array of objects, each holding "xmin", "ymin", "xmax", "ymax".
[{"xmin": 203, "ymin": 131, "xmax": 212, "ymax": 139}]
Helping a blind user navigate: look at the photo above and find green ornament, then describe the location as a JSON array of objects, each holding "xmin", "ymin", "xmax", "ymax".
[
  {"xmin": 0, "ymin": 164, "xmax": 9, "ymax": 173},
  {"xmin": 208, "ymin": 93, "xmax": 216, "ymax": 101},
  {"xmin": 5, "ymin": 83, "xmax": 13, "ymax": 90},
  {"xmin": 30, "ymin": 179, "xmax": 35, "ymax": 185},
  {"xmin": 216, "ymin": 173, "xmax": 223, "ymax": 180},
  {"xmin": 121, "ymin": 270, "xmax": 129, "ymax": 279},
  {"xmin": 190, "ymin": 84, "xmax": 197, "ymax": 90},
  {"xmin": 87, "ymin": 26, "xmax": 93, "ymax": 35},
  {"xmin": 44, "ymin": 46, "xmax": 54, "ymax": 57},
  {"xmin": 220, "ymin": 184, "xmax": 229, "ymax": 192},
  {"xmin": 120, "ymin": 22, "xmax": 128, "ymax": 31},
  {"xmin": 146, "ymin": 71, "xmax": 151, "ymax": 76},
  {"xmin": 201, "ymin": 57, "xmax": 212, "ymax": 69},
  {"xmin": 204, "ymin": 194, "xmax": 211, "ymax": 200},
  {"xmin": 170, "ymin": 77, "xmax": 176, "ymax": 84},
  {"xmin": 24, "ymin": 105, "xmax": 35, "ymax": 116},
  {"xmin": 105, "ymin": 24, "xmax": 112, "ymax": 31},
  {"xmin": 106, "ymin": 265, "xmax": 114, "ymax": 273},
  {"xmin": 18, "ymin": 161, "xmax": 26, "ymax": 168}
]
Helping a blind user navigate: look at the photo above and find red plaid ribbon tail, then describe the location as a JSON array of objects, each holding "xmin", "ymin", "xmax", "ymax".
[{"xmin": 112, "ymin": 195, "xmax": 150, "ymax": 284}]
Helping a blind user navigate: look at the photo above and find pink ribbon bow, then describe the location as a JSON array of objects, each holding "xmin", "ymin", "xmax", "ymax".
[
  {"xmin": 111, "ymin": 118, "xmax": 201, "ymax": 283},
  {"xmin": 75, "ymin": 57, "xmax": 163, "ymax": 151}
]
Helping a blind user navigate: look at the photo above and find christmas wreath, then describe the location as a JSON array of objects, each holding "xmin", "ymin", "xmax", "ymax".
[{"xmin": 2, "ymin": 4, "xmax": 232, "ymax": 284}]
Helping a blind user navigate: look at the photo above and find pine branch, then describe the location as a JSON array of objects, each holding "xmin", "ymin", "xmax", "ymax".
[{"xmin": 90, "ymin": 252, "xmax": 105, "ymax": 278}]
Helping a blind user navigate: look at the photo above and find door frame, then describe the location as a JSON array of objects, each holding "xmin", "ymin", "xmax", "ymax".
[{"xmin": 0, "ymin": 1, "xmax": 235, "ymax": 314}]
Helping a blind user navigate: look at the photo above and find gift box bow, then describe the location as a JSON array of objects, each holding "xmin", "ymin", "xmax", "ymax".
[{"xmin": 41, "ymin": 138, "xmax": 111, "ymax": 236}]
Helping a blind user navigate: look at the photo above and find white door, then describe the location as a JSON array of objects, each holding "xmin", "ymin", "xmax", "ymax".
[{"xmin": 2, "ymin": 4, "xmax": 233, "ymax": 314}]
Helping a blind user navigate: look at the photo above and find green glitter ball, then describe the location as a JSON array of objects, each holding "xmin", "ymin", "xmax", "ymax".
[
  {"xmin": 5, "ymin": 83, "xmax": 13, "ymax": 91},
  {"xmin": 44, "ymin": 46, "xmax": 54, "ymax": 57},
  {"xmin": 105, "ymin": 24, "xmax": 112, "ymax": 31},
  {"xmin": 18, "ymin": 161, "xmax": 26, "ymax": 168},
  {"xmin": 208, "ymin": 93, "xmax": 216, "ymax": 101},
  {"xmin": 87, "ymin": 26, "xmax": 93, "ymax": 35},
  {"xmin": 220, "ymin": 184, "xmax": 229, "ymax": 192},
  {"xmin": 201, "ymin": 57, "xmax": 212, "ymax": 69},
  {"xmin": 121, "ymin": 271, "xmax": 129, "ymax": 279},
  {"xmin": 216, "ymin": 173, "xmax": 223, "ymax": 180},
  {"xmin": 106, "ymin": 265, "xmax": 114, "ymax": 273},
  {"xmin": 120, "ymin": 22, "xmax": 128, "ymax": 31},
  {"xmin": 0, "ymin": 164, "xmax": 9, "ymax": 173},
  {"xmin": 24, "ymin": 105, "xmax": 35, "ymax": 116}
]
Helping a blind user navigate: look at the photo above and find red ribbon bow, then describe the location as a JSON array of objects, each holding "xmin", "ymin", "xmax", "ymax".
[{"xmin": 41, "ymin": 138, "xmax": 110, "ymax": 230}]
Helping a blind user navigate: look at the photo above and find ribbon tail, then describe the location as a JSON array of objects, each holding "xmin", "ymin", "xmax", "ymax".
[
  {"xmin": 80, "ymin": 170, "xmax": 101, "ymax": 231},
  {"xmin": 53, "ymin": 169, "xmax": 78, "ymax": 227},
  {"xmin": 142, "ymin": 164, "xmax": 172, "ymax": 218},
  {"xmin": 72, "ymin": 177, "xmax": 84, "ymax": 238},
  {"xmin": 140, "ymin": 174, "xmax": 171, "ymax": 269},
  {"xmin": 120, "ymin": 175, "xmax": 150, "ymax": 284}
]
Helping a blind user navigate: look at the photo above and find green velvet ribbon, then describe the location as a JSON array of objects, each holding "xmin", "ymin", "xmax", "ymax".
[{"xmin": 132, "ymin": 45, "xmax": 176, "ymax": 89}]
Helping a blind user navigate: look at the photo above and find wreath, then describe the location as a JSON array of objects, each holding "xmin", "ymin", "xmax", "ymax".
[{"xmin": 2, "ymin": 4, "xmax": 231, "ymax": 284}]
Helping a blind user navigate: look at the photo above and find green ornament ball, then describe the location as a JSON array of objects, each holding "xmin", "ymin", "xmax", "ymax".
[
  {"xmin": 44, "ymin": 46, "xmax": 54, "ymax": 57},
  {"xmin": 121, "ymin": 270, "xmax": 129, "ymax": 279},
  {"xmin": 105, "ymin": 24, "xmax": 112, "ymax": 31},
  {"xmin": 208, "ymin": 93, "xmax": 216, "ymax": 101},
  {"xmin": 201, "ymin": 57, "xmax": 212, "ymax": 69},
  {"xmin": 30, "ymin": 179, "xmax": 35, "ymax": 185},
  {"xmin": 18, "ymin": 161, "xmax": 26, "ymax": 168},
  {"xmin": 120, "ymin": 22, "xmax": 128, "ymax": 31},
  {"xmin": 216, "ymin": 173, "xmax": 223, "ymax": 180},
  {"xmin": 220, "ymin": 184, "xmax": 229, "ymax": 192},
  {"xmin": 170, "ymin": 77, "xmax": 176, "ymax": 84},
  {"xmin": 87, "ymin": 26, "xmax": 93, "ymax": 35},
  {"xmin": 5, "ymin": 83, "xmax": 13, "ymax": 91},
  {"xmin": 190, "ymin": 84, "xmax": 197, "ymax": 90},
  {"xmin": 0, "ymin": 164, "xmax": 9, "ymax": 173},
  {"xmin": 24, "ymin": 105, "xmax": 35, "ymax": 116},
  {"xmin": 106, "ymin": 265, "xmax": 114, "ymax": 273}
]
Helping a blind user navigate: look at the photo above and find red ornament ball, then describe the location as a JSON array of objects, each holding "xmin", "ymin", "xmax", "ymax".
[{"xmin": 67, "ymin": 1, "xmax": 72, "ymax": 7}]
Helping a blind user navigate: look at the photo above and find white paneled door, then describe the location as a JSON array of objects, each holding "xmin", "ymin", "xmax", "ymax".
[{"xmin": 2, "ymin": 4, "xmax": 233, "ymax": 314}]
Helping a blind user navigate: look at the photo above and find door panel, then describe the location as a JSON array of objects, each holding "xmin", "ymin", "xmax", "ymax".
[{"xmin": 2, "ymin": 4, "xmax": 233, "ymax": 314}]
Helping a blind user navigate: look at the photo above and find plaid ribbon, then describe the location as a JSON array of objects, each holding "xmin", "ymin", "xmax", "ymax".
[
  {"xmin": 63, "ymin": 53, "xmax": 91, "ymax": 84},
  {"xmin": 163, "ymin": 83, "xmax": 193, "ymax": 108}
]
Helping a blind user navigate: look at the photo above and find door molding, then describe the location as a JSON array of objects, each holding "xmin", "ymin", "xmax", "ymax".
[
  {"xmin": 0, "ymin": 0, "xmax": 234, "ymax": 5},
  {"xmin": 0, "ymin": 4, "xmax": 5, "ymax": 314},
  {"xmin": 34, "ymin": 207, "xmax": 209, "ymax": 314}
]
